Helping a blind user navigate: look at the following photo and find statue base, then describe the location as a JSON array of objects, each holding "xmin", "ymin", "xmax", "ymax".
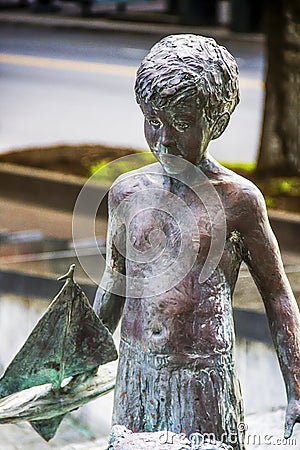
[{"xmin": 108, "ymin": 425, "xmax": 231, "ymax": 449}]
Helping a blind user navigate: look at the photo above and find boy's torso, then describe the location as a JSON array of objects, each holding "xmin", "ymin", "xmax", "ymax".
[{"xmin": 112, "ymin": 161, "xmax": 251, "ymax": 356}]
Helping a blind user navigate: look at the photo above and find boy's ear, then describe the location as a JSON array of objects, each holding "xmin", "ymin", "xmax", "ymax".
[{"xmin": 211, "ymin": 112, "xmax": 230, "ymax": 140}]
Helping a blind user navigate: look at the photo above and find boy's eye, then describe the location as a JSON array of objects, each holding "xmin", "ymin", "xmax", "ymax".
[
  {"xmin": 147, "ymin": 117, "xmax": 162, "ymax": 129},
  {"xmin": 173, "ymin": 120, "xmax": 191, "ymax": 132}
]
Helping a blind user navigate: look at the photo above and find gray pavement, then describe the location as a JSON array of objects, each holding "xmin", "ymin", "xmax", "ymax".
[
  {"xmin": 0, "ymin": 0, "xmax": 265, "ymax": 163},
  {"xmin": 1, "ymin": 408, "xmax": 300, "ymax": 449},
  {"xmin": 1, "ymin": 418, "xmax": 108, "ymax": 449}
]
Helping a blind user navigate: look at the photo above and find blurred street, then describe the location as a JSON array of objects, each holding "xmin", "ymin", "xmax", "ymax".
[{"xmin": 0, "ymin": 16, "xmax": 264, "ymax": 163}]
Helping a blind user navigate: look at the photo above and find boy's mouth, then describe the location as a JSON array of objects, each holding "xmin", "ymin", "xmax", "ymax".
[{"xmin": 153, "ymin": 149, "xmax": 187, "ymax": 174}]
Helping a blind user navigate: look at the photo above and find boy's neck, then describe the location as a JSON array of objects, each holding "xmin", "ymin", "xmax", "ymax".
[{"xmin": 166, "ymin": 156, "xmax": 213, "ymax": 191}]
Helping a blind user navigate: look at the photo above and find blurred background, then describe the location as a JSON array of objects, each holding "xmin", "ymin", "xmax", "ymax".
[
  {"xmin": 0, "ymin": 0, "xmax": 264, "ymax": 161},
  {"xmin": 0, "ymin": 1, "xmax": 299, "ymax": 449}
]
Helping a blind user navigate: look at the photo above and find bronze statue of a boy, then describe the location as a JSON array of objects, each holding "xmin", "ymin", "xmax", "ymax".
[{"xmin": 94, "ymin": 34, "xmax": 300, "ymax": 449}]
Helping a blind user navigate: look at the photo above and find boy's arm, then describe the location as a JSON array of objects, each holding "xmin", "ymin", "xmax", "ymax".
[
  {"xmin": 94, "ymin": 187, "xmax": 126, "ymax": 334},
  {"xmin": 237, "ymin": 186, "xmax": 300, "ymax": 438}
]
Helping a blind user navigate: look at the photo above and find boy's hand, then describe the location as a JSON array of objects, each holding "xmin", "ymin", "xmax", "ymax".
[{"xmin": 284, "ymin": 398, "xmax": 300, "ymax": 438}]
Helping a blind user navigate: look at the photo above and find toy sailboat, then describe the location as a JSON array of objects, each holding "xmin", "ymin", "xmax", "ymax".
[{"xmin": 0, "ymin": 265, "xmax": 118, "ymax": 441}]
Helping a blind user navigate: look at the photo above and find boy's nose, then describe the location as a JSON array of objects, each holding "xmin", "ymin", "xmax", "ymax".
[{"xmin": 160, "ymin": 126, "xmax": 174, "ymax": 148}]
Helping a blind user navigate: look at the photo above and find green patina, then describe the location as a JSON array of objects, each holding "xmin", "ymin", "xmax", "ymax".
[{"xmin": 0, "ymin": 265, "xmax": 117, "ymax": 441}]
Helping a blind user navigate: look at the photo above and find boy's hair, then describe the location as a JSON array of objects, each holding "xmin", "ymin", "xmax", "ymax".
[{"xmin": 135, "ymin": 34, "xmax": 240, "ymax": 123}]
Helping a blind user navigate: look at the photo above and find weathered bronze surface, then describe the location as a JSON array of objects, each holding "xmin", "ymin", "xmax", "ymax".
[
  {"xmin": 94, "ymin": 34, "xmax": 300, "ymax": 449},
  {"xmin": 0, "ymin": 265, "xmax": 117, "ymax": 440}
]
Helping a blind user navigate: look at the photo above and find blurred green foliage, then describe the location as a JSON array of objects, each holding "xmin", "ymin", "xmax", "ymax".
[
  {"xmin": 89, "ymin": 152, "xmax": 156, "ymax": 183},
  {"xmin": 220, "ymin": 161, "xmax": 256, "ymax": 173},
  {"xmin": 88, "ymin": 155, "xmax": 299, "ymax": 211}
]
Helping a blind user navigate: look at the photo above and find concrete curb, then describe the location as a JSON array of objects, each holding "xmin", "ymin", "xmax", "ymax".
[
  {"xmin": 0, "ymin": 267, "xmax": 98, "ymax": 301},
  {"xmin": 0, "ymin": 267, "xmax": 272, "ymax": 344},
  {"xmin": 0, "ymin": 162, "xmax": 108, "ymax": 215},
  {"xmin": 1, "ymin": 162, "xmax": 299, "ymax": 252},
  {"xmin": 268, "ymin": 210, "xmax": 300, "ymax": 254},
  {"xmin": 0, "ymin": 10, "xmax": 265, "ymax": 42}
]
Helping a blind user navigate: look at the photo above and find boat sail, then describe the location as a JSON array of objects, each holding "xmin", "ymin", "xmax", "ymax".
[{"xmin": 0, "ymin": 265, "xmax": 118, "ymax": 440}]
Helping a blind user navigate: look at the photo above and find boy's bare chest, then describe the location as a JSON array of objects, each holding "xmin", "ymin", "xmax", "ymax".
[{"xmin": 123, "ymin": 181, "xmax": 229, "ymax": 254}]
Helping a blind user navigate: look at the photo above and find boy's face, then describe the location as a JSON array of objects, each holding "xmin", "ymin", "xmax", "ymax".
[{"xmin": 141, "ymin": 95, "xmax": 211, "ymax": 174}]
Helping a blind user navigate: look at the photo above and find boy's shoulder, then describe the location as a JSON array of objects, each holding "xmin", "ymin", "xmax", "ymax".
[
  {"xmin": 211, "ymin": 161, "xmax": 267, "ymax": 217},
  {"xmin": 218, "ymin": 163, "xmax": 259, "ymax": 191}
]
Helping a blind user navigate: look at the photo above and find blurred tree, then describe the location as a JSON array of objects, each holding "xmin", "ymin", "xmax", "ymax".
[
  {"xmin": 166, "ymin": 0, "xmax": 180, "ymax": 14},
  {"xmin": 230, "ymin": 0, "xmax": 264, "ymax": 32},
  {"xmin": 257, "ymin": 0, "xmax": 300, "ymax": 175},
  {"xmin": 166, "ymin": 0, "xmax": 217, "ymax": 25}
]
